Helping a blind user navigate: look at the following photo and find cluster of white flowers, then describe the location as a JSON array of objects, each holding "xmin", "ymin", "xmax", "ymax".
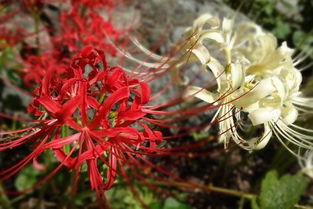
[{"xmin": 183, "ymin": 14, "xmax": 313, "ymax": 154}]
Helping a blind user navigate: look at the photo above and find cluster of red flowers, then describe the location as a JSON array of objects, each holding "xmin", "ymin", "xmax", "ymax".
[
  {"xmin": 1, "ymin": 45, "xmax": 163, "ymax": 203},
  {"xmin": 0, "ymin": 0, "xmax": 123, "ymax": 86}
]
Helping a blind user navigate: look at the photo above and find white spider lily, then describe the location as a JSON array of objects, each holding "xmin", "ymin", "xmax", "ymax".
[{"xmin": 183, "ymin": 14, "xmax": 313, "ymax": 154}]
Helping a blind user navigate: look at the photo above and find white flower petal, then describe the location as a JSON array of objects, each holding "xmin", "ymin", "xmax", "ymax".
[
  {"xmin": 271, "ymin": 76, "xmax": 286, "ymax": 100},
  {"xmin": 199, "ymin": 31, "xmax": 225, "ymax": 44},
  {"xmin": 279, "ymin": 41, "xmax": 294, "ymax": 57},
  {"xmin": 230, "ymin": 62, "xmax": 244, "ymax": 89},
  {"xmin": 191, "ymin": 45, "xmax": 211, "ymax": 65},
  {"xmin": 248, "ymin": 107, "xmax": 280, "ymax": 125},
  {"xmin": 184, "ymin": 86, "xmax": 217, "ymax": 103},
  {"xmin": 251, "ymin": 123, "xmax": 273, "ymax": 149},
  {"xmin": 193, "ymin": 14, "xmax": 219, "ymax": 30},
  {"xmin": 206, "ymin": 57, "xmax": 225, "ymax": 91},
  {"xmin": 235, "ymin": 78, "xmax": 276, "ymax": 108},
  {"xmin": 282, "ymin": 105, "xmax": 298, "ymax": 125},
  {"xmin": 222, "ymin": 18, "xmax": 233, "ymax": 44},
  {"xmin": 299, "ymin": 151, "xmax": 313, "ymax": 179}
]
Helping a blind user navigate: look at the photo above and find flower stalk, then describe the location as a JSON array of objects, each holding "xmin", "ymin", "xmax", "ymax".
[{"xmin": 148, "ymin": 179, "xmax": 255, "ymax": 200}]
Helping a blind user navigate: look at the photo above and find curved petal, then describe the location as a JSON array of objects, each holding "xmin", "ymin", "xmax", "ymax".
[
  {"xmin": 235, "ymin": 78, "xmax": 276, "ymax": 109},
  {"xmin": 192, "ymin": 14, "xmax": 219, "ymax": 30},
  {"xmin": 248, "ymin": 107, "xmax": 280, "ymax": 126},
  {"xmin": 184, "ymin": 86, "xmax": 217, "ymax": 103},
  {"xmin": 250, "ymin": 122, "xmax": 273, "ymax": 150},
  {"xmin": 230, "ymin": 62, "xmax": 244, "ymax": 90},
  {"xmin": 191, "ymin": 45, "xmax": 211, "ymax": 65},
  {"xmin": 282, "ymin": 104, "xmax": 298, "ymax": 125}
]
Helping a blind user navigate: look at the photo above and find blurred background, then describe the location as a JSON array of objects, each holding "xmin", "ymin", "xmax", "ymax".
[{"xmin": 1, "ymin": 0, "xmax": 313, "ymax": 209}]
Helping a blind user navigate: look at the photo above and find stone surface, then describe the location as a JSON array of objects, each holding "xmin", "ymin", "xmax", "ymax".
[{"xmin": 122, "ymin": 0, "xmax": 251, "ymax": 107}]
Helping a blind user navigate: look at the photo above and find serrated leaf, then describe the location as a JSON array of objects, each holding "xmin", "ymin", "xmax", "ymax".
[{"xmin": 259, "ymin": 170, "xmax": 308, "ymax": 209}]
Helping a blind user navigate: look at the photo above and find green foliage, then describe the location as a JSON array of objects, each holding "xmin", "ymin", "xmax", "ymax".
[
  {"xmin": 250, "ymin": 196, "xmax": 260, "ymax": 209},
  {"xmin": 106, "ymin": 183, "xmax": 190, "ymax": 209},
  {"xmin": 71, "ymin": 191, "xmax": 95, "ymax": 206},
  {"xmin": 222, "ymin": 0, "xmax": 313, "ymax": 57},
  {"xmin": 292, "ymin": 30, "xmax": 313, "ymax": 59},
  {"xmin": 0, "ymin": 47, "xmax": 14, "ymax": 69},
  {"xmin": 3, "ymin": 68, "xmax": 22, "ymax": 86},
  {"xmin": 15, "ymin": 165, "xmax": 41, "ymax": 191},
  {"xmin": 0, "ymin": 47, "xmax": 21, "ymax": 84},
  {"xmin": 106, "ymin": 184, "xmax": 156, "ymax": 209},
  {"xmin": 271, "ymin": 19, "xmax": 291, "ymax": 39},
  {"xmin": 162, "ymin": 197, "xmax": 190, "ymax": 209},
  {"xmin": 252, "ymin": 170, "xmax": 309, "ymax": 209},
  {"xmin": 150, "ymin": 197, "xmax": 190, "ymax": 209}
]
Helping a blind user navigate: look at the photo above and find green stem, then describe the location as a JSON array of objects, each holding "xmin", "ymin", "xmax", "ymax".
[
  {"xmin": 61, "ymin": 125, "xmax": 70, "ymax": 154},
  {"xmin": 150, "ymin": 180, "xmax": 255, "ymax": 200},
  {"xmin": 295, "ymin": 204, "xmax": 313, "ymax": 209},
  {"xmin": 238, "ymin": 197, "xmax": 245, "ymax": 209},
  {"xmin": 32, "ymin": 11, "xmax": 41, "ymax": 48},
  {"xmin": 0, "ymin": 183, "xmax": 13, "ymax": 209},
  {"xmin": 10, "ymin": 194, "xmax": 27, "ymax": 204},
  {"xmin": 208, "ymin": 184, "xmax": 255, "ymax": 199}
]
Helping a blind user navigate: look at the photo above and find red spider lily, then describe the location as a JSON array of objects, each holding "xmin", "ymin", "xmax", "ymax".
[
  {"xmin": 55, "ymin": 7, "xmax": 119, "ymax": 57},
  {"xmin": 0, "ymin": 3, "xmax": 233, "ymax": 206},
  {"xmin": 0, "ymin": 46, "xmax": 162, "ymax": 206},
  {"xmin": 0, "ymin": 45, "xmax": 218, "ymax": 208},
  {"xmin": 17, "ymin": 0, "xmax": 124, "ymax": 88},
  {"xmin": 22, "ymin": 53, "xmax": 69, "ymax": 87}
]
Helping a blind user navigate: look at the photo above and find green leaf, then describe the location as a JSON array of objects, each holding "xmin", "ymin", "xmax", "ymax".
[
  {"xmin": 263, "ymin": 4, "xmax": 273, "ymax": 15},
  {"xmin": 73, "ymin": 191, "xmax": 94, "ymax": 206},
  {"xmin": 258, "ymin": 170, "xmax": 308, "ymax": 209},
  {"xmin": 106, "ymin": 183, "xmax": 158, "ymax": 209},
  {"xmin": 292, "ymin": 31, "xmax": 313, "ymax": 47},
  {"xmin": 149, "ymin": 202, "xmax": 163, "ymax": 209},
  {"xmin": 15, "ymin": 165, "xmax": 40, "ymax": 191},
  {"xmin": 4, "ymin": 68, "xmax": 22, "ymax": 86},
  {"xmin": 250, "ymin": 196, "xmax": 260, "ymax": 209},
  {"xmin": 292, "ymin": 31, "xmax": 313, "ymax": 59},
  {"xmin": 163, "ymin": 197, "xmax": 190, "ymax": 209},
  {"xmin": 80, "ymin": 161, "xmax": 88, "ymax": 173},
  {"xmin": 272, "ymin": 20, "xmax": 291, "ymax": 39}
]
